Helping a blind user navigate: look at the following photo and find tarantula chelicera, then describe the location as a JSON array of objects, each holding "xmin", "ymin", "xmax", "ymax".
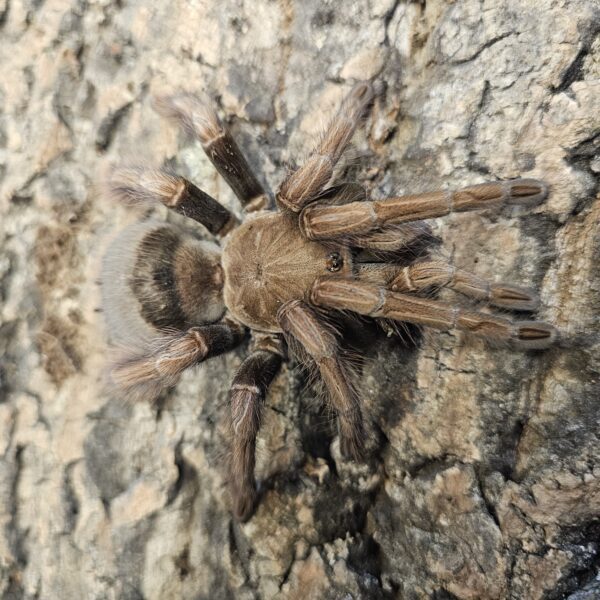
[{"xmin": 101, "ymin": 81, "xmax": 557, "ymax": 521}]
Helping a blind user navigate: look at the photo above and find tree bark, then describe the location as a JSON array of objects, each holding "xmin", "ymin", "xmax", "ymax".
[{"xmin": 0, "ymin": 1, "xmax": 598, "ymax": 598}]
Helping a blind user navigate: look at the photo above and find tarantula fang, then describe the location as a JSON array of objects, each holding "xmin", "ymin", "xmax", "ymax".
[{"xmin": 101, "ymin": 81, "xmax": 557, "ymax": 521}]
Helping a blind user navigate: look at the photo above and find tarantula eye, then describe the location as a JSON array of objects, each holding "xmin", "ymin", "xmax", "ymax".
[{"xmin": 326, "ymin": 252, "xmax": 343, "ymax": 272}]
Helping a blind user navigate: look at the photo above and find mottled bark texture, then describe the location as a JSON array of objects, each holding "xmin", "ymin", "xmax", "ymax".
[{"xmin": 0, "ymin": 1, "xmax": 599, "ymax": 598}]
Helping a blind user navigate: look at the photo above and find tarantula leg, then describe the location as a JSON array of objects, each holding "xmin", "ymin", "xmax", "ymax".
[
  {"xmin": 388, "ymin": 259, "xmax": 539, "ymax": 311},
  {"xmin": 276, "ymin": 82, "xmax": 375, "ymax": 213},
  {"xmin": 301, "ymin": 179, "xmax": 549, "ymax": 239},
  {"xmin": 311, "ymin": 278, "xmax": 557, "ymax": 350},
  {"xmin": 228, "ymin": 334, "xmax": 284, "ymax": 522},
  {"xmin": 108, "ymin": 166, "xmax": 238, "ymax": 236},
  {"xmin": 111, "ymin": 321, "xmax": 245, "ymax": 399},
  {"xmin": 153, "ymin": 94, "xmax": 269, "ymax": 211},
  {"xmin": 351, "ymin": 221, "xmax": 434, "ymax": 253},
  {"xmin": 277, "ymin": 300, "xmax": 365, "ymax": 459}
]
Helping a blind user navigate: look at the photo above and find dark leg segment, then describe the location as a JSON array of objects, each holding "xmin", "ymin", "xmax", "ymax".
[
  {"xmin": 228, "ymin": 334, "xmax": 284, "ymax": 521},
  {"xmin": 108, "ymin": 166, "xmax": 237, "ymax": 236},
  {"xmin": 153, "ymin": 94, "xmax": 269, "ymax": 211},
  {"xmin": 311, "ymin": 278, "xmax": 557, "ymax": 349},
  {"xmin": 111, "ymin": 321, "xmax": 245, "ymax": 399},
  {"xmin": 277, "ymin": 300, "xmax": 365, "ymax": 459},
  {"xmin": 387, "ymin": 259, "xmax": 540, "ymax": 311},
  {"xmin": 277, "ymin": 82, "xmax": 375, "ymax": 213},
  {"xmin": 301, "ymin": 179, "xmax": 549, "ymax": 240}
]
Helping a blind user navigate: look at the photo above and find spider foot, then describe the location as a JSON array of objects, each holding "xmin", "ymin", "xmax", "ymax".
[
  {"xmin": 339, "ymin": 411, "xmax": 383, "ymax": 463},
  {"xmin": 512, "ymin": 321, "xmax": 558, "ymax": 350},
  {"xmin": 231, "ymin": 479, "xmax": 258, "ymax": 523},
  {"xmin": 339, "ymin": 428, "xmax": 367, "ymax": 462}
]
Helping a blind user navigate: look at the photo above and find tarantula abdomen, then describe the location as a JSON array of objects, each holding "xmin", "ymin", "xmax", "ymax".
[{"xmin": 102, "ymin": 220, "xmax": 226, "ymax": 346}]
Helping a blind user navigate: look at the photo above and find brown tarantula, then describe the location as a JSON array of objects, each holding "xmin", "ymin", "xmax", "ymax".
[{"xmin": 101, "ymin": 81, "xmax": 557, "ymax": 521}]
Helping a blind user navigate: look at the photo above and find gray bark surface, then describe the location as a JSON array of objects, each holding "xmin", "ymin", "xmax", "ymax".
[{"xmin": 0, "ymin": 1, "xmax": 599, "ymax": 598}]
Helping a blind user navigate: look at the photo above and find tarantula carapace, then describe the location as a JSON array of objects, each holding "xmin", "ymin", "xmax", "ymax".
[{"xmin": 101, "ymin": 81, "xmax": 557, "ymax": 521}]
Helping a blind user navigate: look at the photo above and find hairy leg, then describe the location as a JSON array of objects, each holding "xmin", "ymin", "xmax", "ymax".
[
  {"xmin": 388, "ymin": 259, "xmax": 539, "ymax": 311},
  {"xmin": 110, "ymin": 320, "xmax": 245, "ymax": 400},
  {"xmin": 357, "ymin": 260, "xmax": 539, "ymax": 311},
  {"xmin": 154, "ymin": 93, "xmax": 269, "ymax": 211},
  {"xmin": 107, "ymin": 166, "xmax": 238, "ymax": 236},
  {"xmin": 311, "ymin": 278, "xmax": 557, "ymax": 349},
  {"xmin": 301, "ymin": 179, "xmax": 548, "ymax": 240},
  {"xmin": 228, "ymin": 334, "xmax": 284, "ymax": 521},
  {"xmin": 277, "ymin": 300, "xmax": 365, "ymax": 459},
  {"xmin": 350, "ymin": 222, "xmax": 434, "ymax": 253},
  {"xmin": 276, "ymin": 82, "xmax": 375, "ymax": 213},
  {"xmin": 316, "ymin": 185, "xmax": 436, "ymax": 257}
]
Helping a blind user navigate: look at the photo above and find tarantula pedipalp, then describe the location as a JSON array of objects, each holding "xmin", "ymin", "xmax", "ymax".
[{"xmin": 101, "ymin": 81, "xmax": 557, "ymax": 522}]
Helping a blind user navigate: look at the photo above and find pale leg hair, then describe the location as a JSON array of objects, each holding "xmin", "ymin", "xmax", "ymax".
[
  {"xmin": 300, "ymin": 179, "xmax": 548, "ymax": 240},
  {"xmin": 276, "ymin": 82, "xmax": 375, "ymax": 213},
  {"xmin": 311, "ymin": 278, "xmax": 557, "ymax": 350},
  {"xmin": 278, "ymin": 300, "xmax": 365, "ymax": 460}
]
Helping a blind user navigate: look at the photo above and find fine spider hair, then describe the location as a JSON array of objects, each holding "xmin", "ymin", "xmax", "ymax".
[{"xmin": 101, "ymin": 80, "xmax": 558, "ymax": 522}]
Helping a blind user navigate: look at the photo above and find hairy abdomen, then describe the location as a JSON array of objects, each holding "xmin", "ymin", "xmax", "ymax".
[{"xmin": 102, "ymin": 220, "xmax": 225, "ymax": 346}]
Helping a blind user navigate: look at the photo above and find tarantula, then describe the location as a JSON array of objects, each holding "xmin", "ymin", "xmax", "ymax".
[{"xmin": 101, "ymin": 81, "xmax": 557, "ymax": 521}]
